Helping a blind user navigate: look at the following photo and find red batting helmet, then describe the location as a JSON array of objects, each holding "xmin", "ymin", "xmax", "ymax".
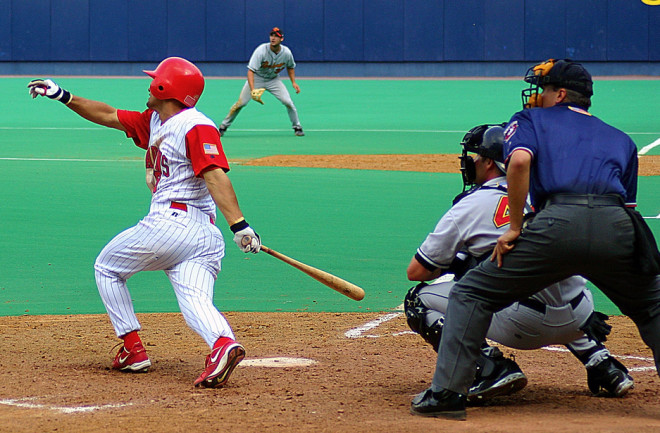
[{"xmin": 143, "ymin": 57, "xmax": 205, "ymax": 107}]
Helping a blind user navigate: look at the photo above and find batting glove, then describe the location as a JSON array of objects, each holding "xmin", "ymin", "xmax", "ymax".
[
  {"xmin": 27, "ymin": 79, "xmax": 73, "ymax": 104},
  {"xmin": 250, "ymin": 88, "xmax": 265, "ymax": 105},
  {"xmin": 230, "ymin": 219, "xmax": 261, "ymax": 253}
]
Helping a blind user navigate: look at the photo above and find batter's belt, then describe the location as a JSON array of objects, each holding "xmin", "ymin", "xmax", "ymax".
[{"xmin": 518, "ymin": 291, "xmax": 585, "ymax": 314}]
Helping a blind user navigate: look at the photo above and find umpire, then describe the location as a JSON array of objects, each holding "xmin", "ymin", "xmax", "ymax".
[{"xmin": 411, "ymin": 59, "xmax": 660, "ymax": 420}]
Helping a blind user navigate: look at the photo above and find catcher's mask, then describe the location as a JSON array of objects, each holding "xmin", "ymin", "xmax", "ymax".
[
  {"xmin": 143, "ymin": 57, "xmax": 205, "ymax": 107},
  {"xmin": 459, "ymin": 124, "xmax": 506, "ymax": 191},
  {"xmin": 521, "ymin": 58, "xmax": 593, "ymax": 109}
]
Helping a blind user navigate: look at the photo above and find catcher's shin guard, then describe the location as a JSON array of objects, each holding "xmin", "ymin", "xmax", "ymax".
[{"xmin": 404, "ymin": 283, "xmax": 444, "ymax": 351}]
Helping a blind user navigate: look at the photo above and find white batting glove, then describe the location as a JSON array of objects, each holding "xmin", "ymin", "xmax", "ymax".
[
  {"xmin": 27, "ymin": 79, "xmax": 73, "ymax": 104},
  {"xmin": 230, "ymin": 220, "xmax": 261, "ymax": 253}
]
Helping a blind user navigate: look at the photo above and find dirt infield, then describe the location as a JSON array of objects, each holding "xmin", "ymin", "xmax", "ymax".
[
  {"xmin": 0, "ymin": 313, "xmax": 658, "ymax": 433},
  {"xmin": 243, "ymin": 154, "xmax": 660, "ymax": 176}
]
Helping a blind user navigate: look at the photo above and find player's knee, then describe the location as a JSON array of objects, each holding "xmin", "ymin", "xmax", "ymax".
[{"xmin": 404, "ymin": 283, "xmax": 444, "ymax": 351}]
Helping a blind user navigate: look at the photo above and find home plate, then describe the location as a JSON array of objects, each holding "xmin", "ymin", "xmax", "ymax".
[{"xmin": 240, "ymin": 357, "xmax": 317, "ymax": 367}]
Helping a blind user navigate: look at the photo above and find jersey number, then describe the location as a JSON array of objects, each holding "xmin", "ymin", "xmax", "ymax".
[
  {"xmin": 493, "ymin": 196, "xmax": 510, "ymax": 228},
  {"xmin": 146, "ymin": 146, "xmax": 170, "ymax": 191}
]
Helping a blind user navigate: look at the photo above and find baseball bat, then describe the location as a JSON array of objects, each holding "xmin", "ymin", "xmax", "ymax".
[{"xmin": 260, "ymin": 245, "xmax": 365, "ymax": 301}]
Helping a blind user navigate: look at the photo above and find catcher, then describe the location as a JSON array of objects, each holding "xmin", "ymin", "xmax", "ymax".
[{"xmin": 406, "ymin": 123, "xmax": 633, "ymax": 408}]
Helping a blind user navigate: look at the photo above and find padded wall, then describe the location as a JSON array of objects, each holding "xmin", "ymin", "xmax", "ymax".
[{"xmin": 1, "ymin": 0, "xmax": 658, "ymax": 62}]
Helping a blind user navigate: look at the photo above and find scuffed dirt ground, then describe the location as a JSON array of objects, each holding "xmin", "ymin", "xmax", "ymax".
[
  {"xmin": 0, "ymin": 313, "xmax": 658, "ymax": 433},
  {"xmin": 242, "ymin": 154, "xmax": 660, "ymax": 176}
]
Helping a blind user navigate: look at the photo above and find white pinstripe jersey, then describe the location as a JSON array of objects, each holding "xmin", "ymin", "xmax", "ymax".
[
  {"xmin": 118, "ymin": 107, "xmax": 229, "ymax": 221},
  {"xmin": 417, "ymin": 176, "xmax": 586, "ymax": 307},
  {"xmin": 248, "ymin": 43, "xmax": 296, "ymax": 80}
]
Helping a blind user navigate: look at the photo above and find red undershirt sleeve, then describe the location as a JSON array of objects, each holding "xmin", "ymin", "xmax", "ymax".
[
  {"xmin": 185, "ymin": 125, "xmax": 230, "ymax": 176},
  {"xmin": 117, "ymin": 109, "xmax": 153, "ymax": 150}
]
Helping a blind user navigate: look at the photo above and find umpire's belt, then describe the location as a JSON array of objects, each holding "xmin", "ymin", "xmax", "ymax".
[
  {"xmin": 542, "ymin": 193, "xmax": 623, "ymax": 209},
  {"xmin": 518, "ymin": 291, "xmax": 585, "ymax": 314}
]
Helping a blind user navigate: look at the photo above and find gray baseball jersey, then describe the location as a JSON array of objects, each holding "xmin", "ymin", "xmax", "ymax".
[
  {"xmin": 248, "ymin": 43, "xmax": 296, "ymax": 79},
  {"xmin": 415, "ymin": 176, "xmax": 601, "ymax": 353}
]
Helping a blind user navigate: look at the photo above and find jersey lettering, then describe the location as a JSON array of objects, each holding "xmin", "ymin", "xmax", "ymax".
[{"xmin": 493, "ymin": 196, "xmax": 511, "ymax": 228}]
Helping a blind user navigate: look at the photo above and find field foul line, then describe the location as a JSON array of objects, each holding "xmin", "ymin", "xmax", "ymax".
[
  {"xmin": 1, "ymin": 126, "xmax": 659, "ymax": 136},
  {"xmin": 0, "ymin": 398, "xmax": 132, "ymax": 414},
  {"xmin": 346, "ymin": 311, "xmax": 656, "ymax": 372}
]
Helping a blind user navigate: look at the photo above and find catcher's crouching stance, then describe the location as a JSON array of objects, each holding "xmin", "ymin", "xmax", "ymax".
[
  {"xmin": 405, "ymin": 124, "xmax": 633, "ymax": 406},
  {"xmin": 28, "ymin": 57, "xmax": 262, "ymax": 388}
]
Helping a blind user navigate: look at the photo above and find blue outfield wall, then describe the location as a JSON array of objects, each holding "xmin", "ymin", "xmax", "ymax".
[{"xmin": 1, "ymin": 0, "xmax": 659, "ymax": 63}]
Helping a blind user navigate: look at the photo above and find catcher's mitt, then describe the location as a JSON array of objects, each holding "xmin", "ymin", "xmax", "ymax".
[{"xmin": 251, "ymin": 88, "xmax": 265, "ymax": 105}]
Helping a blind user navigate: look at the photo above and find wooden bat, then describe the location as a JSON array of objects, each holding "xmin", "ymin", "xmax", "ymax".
[{"xmin": 260, "ymin": 245, "xmax": 365, "ymax": 301}]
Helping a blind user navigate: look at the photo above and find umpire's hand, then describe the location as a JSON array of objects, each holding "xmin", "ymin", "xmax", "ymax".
[{"xmin": 491, "ymin": 228, "xmax": 521, "ymax": 267}]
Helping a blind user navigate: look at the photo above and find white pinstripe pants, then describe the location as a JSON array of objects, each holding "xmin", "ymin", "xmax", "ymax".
[{"xmin": 94, "ymin": 209, "xmax": 234, "ymax": 347}]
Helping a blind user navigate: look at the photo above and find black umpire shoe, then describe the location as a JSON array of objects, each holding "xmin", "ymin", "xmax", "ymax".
[
  {"xmin": 410, "ymin": 387, "xmax": 467, "ymax": 420},
  {"xmin": 587, "ymin": 356, "xmax": 634, "ymax": 397},
  {"xmin": 467, "ymin": 349, "xmax": 528, "ymax": 403}
]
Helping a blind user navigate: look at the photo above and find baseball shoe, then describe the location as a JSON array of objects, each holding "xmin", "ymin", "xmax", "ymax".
[
  {"xmin": 587, "ymin": 356, "xmax": 634, "ymax": 397},
  {"xmin": 293, "ymin": 126, "xmax": 305, "ymax": 136},
  {"xmin": 194, "ymin": 337, "xmax": 245, "ymax": 388},
  {"xmin": 112, "ymin": 341, "xmax": 151, "ymax": 373},
  {"xmin": 467, "ymin": 349, "xmax": 527, "ymax": 403},
  {"xmin": 218, "ymin": 125, "xmax": 227, "ymax": 137},
  {"xmin": 410, "ymin": 387, "xmax": 467, "ymax": 420}
]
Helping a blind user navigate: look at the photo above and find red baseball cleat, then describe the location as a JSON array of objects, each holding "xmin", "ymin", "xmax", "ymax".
[
  {"xmin": 194, "ymin": 337, "xmax": 245, "ymax": 388},
  {"xmin": 112, "ymin": 341, "xmax": 151, "ymax": 373}
]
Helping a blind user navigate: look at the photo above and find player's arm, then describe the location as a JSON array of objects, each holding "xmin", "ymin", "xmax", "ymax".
[
  {"xmin": 492, "ymin": 149, "xmax": 531, "ymax": 266},
  {"xmin": 247, "ymin": 69, "xmax": 256, "ymax": 91},
  {"xmin": 407, "ymin": 257, "xmax": 444, "ymax": 281},
  {"xmin": 202, "ymin": 168, "xmax": 260, "ymax": 253},
  {"xmin": 287, "ymin": 68, "xmax": 300, "ymax": 94},
  {"xmin": 27, "ymin": 79, "xmax": 124, "ymax": 131}
]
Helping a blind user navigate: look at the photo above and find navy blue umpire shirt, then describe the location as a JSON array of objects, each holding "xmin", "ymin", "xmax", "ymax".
[{"xmin": 502, "ymin": 102, "xmax": 638, "ymax": 209}]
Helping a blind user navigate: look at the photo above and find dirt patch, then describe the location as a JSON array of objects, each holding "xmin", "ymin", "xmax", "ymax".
[
  {"xmin": 243, "ymin": 154, "xmax": 660, "ymax": 176},
  {"xmin": 0, "ymin": 313, "xmax": 657, "ymax": 433}
]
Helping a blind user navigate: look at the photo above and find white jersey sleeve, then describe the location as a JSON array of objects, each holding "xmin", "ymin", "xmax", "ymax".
[{"xmin": 247, "ymin": 43, "xmax": 296, "ymax": 80}]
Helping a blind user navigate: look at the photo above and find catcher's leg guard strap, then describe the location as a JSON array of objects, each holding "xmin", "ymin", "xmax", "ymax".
[{"xmin": 404, "ymin": 283, "xmax": 444, "ymax": 351}]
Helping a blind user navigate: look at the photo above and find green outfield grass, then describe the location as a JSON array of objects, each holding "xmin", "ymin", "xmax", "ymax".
[{"xmin": 1, "ymin": 77, "xmax": 658, "ymax": 316}]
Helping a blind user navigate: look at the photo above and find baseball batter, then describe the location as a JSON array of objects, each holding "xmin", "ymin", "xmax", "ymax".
[
  {"xmin": 28, "ymin": 57, "xmax": 261, "ymax": 389},
  {"xmin": 218, "ymin": 27, "xmax": 304, "ymax": 137},
  {"xmin": 406, "ymin": 124, "xmax": 633, "ymax": 407}
]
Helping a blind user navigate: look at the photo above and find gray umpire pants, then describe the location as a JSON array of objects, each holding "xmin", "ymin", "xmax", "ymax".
[{"xmin": 432, "ymin": 202, "xmax": 660, "ymax": 394}]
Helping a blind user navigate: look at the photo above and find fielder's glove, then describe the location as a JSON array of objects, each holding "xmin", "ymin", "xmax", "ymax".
[
  {"xmin": 251, "ymin": 88, "xmax": 266, "ymax": 105},
  {"xmin": 580, "ymin": 311, "xmax": 612, "ymax": 342},
  {"xmin": 27, "ymin": 79, "xmax": 73, "ymax": 104},
  {"xmin": 230, "ymin": 219, "xmax": 261, "ymax": 253}
]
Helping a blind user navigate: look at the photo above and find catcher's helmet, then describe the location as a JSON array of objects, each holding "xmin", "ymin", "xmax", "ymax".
[
  {"xmin": 143, "ymin": 57, "xmax": 205, "ymax": 107},
  {"xmin": 459, "ymin": 123, "xmax": 506, "ymax": 189},
  {"xmin": 521, "ymin": 58, "xmax": 593, "ymax": 108}
]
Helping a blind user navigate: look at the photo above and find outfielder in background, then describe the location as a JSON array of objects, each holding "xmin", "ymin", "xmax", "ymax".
[
  {"xmin": 218, "ymin": 27, "xmax": 304, "ymax": 137},
  {"xmin": 405, "ymin": 124, "xmax": 633, "ymax": 409},
  {"xmin": 414, "ymin": 59, "xmax": 660, "ymax": 420},
  {"xmin": 28, "ymin": 57, "xmax": 262, "ymax": 389}
]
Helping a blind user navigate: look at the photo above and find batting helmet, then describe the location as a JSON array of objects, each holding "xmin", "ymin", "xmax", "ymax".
[
  {"xmin": 521, "ymin": 58, "xmax": 593, "ymax": 108},
  {"xmin": 143, "ymin": 57, "xmax": 205, "ymax": 107},
  {"xmin": 459, "ymin": 123, "xmax": 506, "ymax": 189}
]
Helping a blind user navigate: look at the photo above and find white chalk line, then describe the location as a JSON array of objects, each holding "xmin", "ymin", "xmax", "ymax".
[
  {"xmin": 0, "ymin": 397, "xmax": 132, "ymax": 414},
  {"xmin": 346, "ymin": 311, "xmax": 656, "ymax": 372},
  {"xmin": 1, "ymin": 126, "xmax": 659, "ymax": 136},
  {"xmin": 639, "ymin": 137, "xmax": 660, "ymax": 155}
]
